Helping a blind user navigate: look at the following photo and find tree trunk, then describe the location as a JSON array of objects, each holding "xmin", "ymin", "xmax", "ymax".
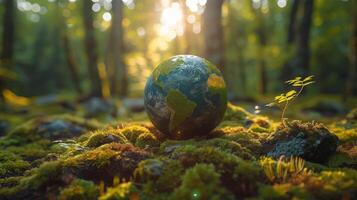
[
  {"xmin": 287, "ymin": 0, "xmax": 299, "ymax": 44},
  {"xmin": 1, "ymin": 0, "xmax": 15, "ymax": 65},
  {"xmin": 110, "ymin": 0, "xmax": 127, "ymax": 97},
  {"xmin": 251, "ymin": 3, "xmax": 268, "ymax": 94},
  {"xmin": 296, "ymin": 0, "xmax": 314, "ymax": 76},
  {"xmin": 62, "ymin": 32, "xmax": 82, "ymax": 93},
  {"xmin": 203, "ymin": 0, "xmax": 225, "ymax": 73},
  {"xmin": 0, "ymin": 0, "xmax": 15, "ymax": 101},
  {"xmin": 344, "ymin": 0, "xmax": 357, "ymax": 99},
  {"xmin": 82, "ymin": 0, "xmax": 102, "ymax": 97}
]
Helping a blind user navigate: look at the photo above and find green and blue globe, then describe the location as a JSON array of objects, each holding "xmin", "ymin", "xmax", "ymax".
[{"xmin": 144, "ymin": 55, "xmax": 227, "ymax": 139}]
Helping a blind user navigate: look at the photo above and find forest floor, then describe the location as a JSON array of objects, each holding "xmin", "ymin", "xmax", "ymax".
[{"xmin": 0, "ymin": 95, "xmax": 356, "ymax": 200}]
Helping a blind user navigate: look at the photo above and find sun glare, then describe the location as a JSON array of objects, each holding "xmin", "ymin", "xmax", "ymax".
[{"xmin": 159, "ymin": 2, "xmax": 183, "ymax": 40}]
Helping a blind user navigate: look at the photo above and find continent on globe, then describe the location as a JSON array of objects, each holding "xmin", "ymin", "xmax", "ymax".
[{"xmin": 144, "ymin": 55, "xmax": 227, "ymax": 139}]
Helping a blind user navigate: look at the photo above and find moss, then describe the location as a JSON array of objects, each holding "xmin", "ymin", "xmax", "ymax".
[
  {"xmin": 224, "ymin": 103, "xmax": 252, "ymax": 122},
  {"xmin": 58, "ymin": 179, "xmax": 99, "ymax": 200},
  {"xmin": 134, "ymin": 158, "xmax": 184, "ymax": 196},
  {"xmin": 265, "ymin": 120, "xmax": 339, "ymax": 163},
  {"xmin": 84, "ymin": 129, "xmax": 128, "ymax": 148},
  {"xmin": 171, "ymin": 146, "xmax": 263, "ymax": 198},
  {"xmin": 327, "ymin": 152, "xmax": 355, "ymax": 168},
  {"xmin": 2, "ymin": 115, "xmax": 101, "ymax": 145},
  {"xmin": 135, "ymin": 132, "xmax": 159, "ymax": 148},
  {"xmin": 120, "ymin": 125, "xmax": 151, "ymax": 143},
  {"xmin": 347, "ymin": 108, "xmax": 357, "ymax": 121},
  {"xmin": 258, "ymin": 183, "xmax": 314, "ymax": 200},
  {"xmin": 64, "ymin": 143, "xmax": 151, "ymax": 183},
  {"xmin": 99, "ymin": 182, "xmax": 139, "ymax": 200},
  {"xmin": 171, "ymin": 164, "xmax": 234, "ymax": 200}
]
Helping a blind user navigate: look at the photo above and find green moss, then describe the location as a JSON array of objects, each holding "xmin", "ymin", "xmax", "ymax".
[
  {"xmin": 99, "ymin": 182, "xmax": 138, "ymax": 200},
  {"xmin": 120, "ymin": 125, "xmax": 151, "ymax": 143},
  {"xmin": 258, "ymin": 183, "xmax": 313, "ymax": 200},
  {"xmin": 224, "ymin": 103, "xmax": 252, "ymax": 122},
  {"xmin": 166, "ymin": 89, "xmax": 196, "ymax": 132},
  {"xmin": 85, "ymin": 130, "xmax": 128, "ymax": 148},
  {"xmin": 135, "ymin": 132, "xmax": 159, "ymax": 148},
  {"xmin": 59, "ymin": 179, "xmax": 99, "ymax": 200},
  {"xmin": 134, "ymin": 158, "xmax": 184, "ymax": 196},
  {"xmin": 171, "ymin": 164, "xmax": 234, "ymax": 200},
  {"xmin": 171, "ymin": 146, "xmax": 262, "ymax": 197}
]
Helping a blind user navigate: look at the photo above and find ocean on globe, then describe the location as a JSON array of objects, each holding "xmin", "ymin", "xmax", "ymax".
[{"xmin": 144, "ymin": 55, "xmax": 227, "ymax": 139}]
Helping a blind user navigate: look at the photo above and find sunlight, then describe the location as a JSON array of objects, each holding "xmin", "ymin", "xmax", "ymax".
[{"xmin": 159, "ymin": 2, "xmax": 183, "ymax": 40}]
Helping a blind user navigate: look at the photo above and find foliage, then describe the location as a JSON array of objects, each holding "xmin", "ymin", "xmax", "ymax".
[{"xmin": 267, "ymin": 75, "xmax": 315, "ymax": 126}]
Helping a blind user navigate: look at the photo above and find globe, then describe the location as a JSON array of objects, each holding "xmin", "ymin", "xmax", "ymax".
[{"xmin": 144, "ymin": 55, "xmax": 227, "ymax": 139}]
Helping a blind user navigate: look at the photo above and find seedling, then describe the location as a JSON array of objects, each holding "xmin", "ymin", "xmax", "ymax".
[{"xmin": 266, "ymin": 75, "xmax": 315, "ymax": 127}]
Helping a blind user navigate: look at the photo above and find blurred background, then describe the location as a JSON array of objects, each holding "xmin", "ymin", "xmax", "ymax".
[{"xmin": 0, "ymin": 0, "xmax": 356, "ymax": 116}]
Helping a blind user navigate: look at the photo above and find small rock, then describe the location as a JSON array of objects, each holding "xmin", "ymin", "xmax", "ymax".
[
  {"xmin": 264, "ymin": 120, "xmax": 339, "ymax": 163},
  {"xmin": 0, "ymin": 121, "xmax": 9, "ymax": 136},
  {"xmin": 37, "ymin": 119, "xmax": 87, "ymax": 140},
  {"xmin": 83, "ymin": 97, "xmax": 117, "ymax": 118}
]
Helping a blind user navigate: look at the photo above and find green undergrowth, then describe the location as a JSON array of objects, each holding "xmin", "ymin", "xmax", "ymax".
[{"xmin": 0, "ymin": 104, "xmax": 356, "ymax": 199}]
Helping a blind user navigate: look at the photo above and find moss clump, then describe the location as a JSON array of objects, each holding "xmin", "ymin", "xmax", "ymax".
[
  {"xmin": 120, "ymin": 125, "xmax": 151, "ymax": 143},
  {"xmin": 224, "ymin": 102, "xmax": 252, "ymax": 122},
  {"xmin": 2, "ymin": 115, "xmax": 101, "ymax": 145},
  {"xmin": 99, "ymin": 182, "xmax": 139, "ymax": 200},
  {"xmin": 64, "ymin": 143, "xmax": 151, "ymax": 183},
  {"xmin": 84, "ymin": 130, "xmax": 128, "ymax": 148},
  {"xmin": 134, "ymin": 158, "xmax": 184, "ymax": 196},
  {"xmin": 171, "ymin": 146, "xmax": 263, "ymax": 198},
  {"xmin": 58, "ymin": 179, "xmax": 99, "ymax": 200},
  {"xmin": 135, "ymin": 132, "xmax": 159, "ymax": 148},
  {"xmin": 265, "ymin": 121, "xmax": 339, "ymax": 163},
  {"xmin": 171, "ymin": 164, "xmax": 234, "ymax": 200},
  {"xmin": 347, "ymin": 108, "xmax": 357, "ymax": 121},
  {"xmin": 0, "ymin": 151, "xmax": 31, "ymax": 179}
]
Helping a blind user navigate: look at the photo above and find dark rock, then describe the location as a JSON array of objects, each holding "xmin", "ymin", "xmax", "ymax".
[
  {"xmin": 122, "ymin": 98, "xmax": 145, "ymax": 113},
  {"xmin": 83, "ymin": 97, "xmax": 117, "ymax": 118},
  {"xmin": 264, "ymin": 121, "xmax": 339, "ymax": 163},
  {"xmin": 36, "ymin": 119, "xmax": 87, "ymax": 140},
  {"xmin": 0, "ymin": 120, "xmax": 9, "ymax": 136}
]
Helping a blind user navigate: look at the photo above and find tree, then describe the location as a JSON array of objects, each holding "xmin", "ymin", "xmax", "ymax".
[
  {"xmin": 0, "ymin": 0, "xmax": 15, "ymax": 100},
  {"xmin": 251, "ymin": 3, "xmax": 268, "ymax": 94},
  {"xmin": 82, "ymin": 0, "xmax": 102, "ymax": 97},
  {"xmin": 202, "ymin": 0, "xmax": 225, "ymax": 74},
  {"xmin": 110, "ymin": 0, "xmax": 127, "ymax": 97},
  {"xmin": 344, "ymin": 0, "xmax": 357, "ymax": 99},
  {"xmin": 296, "ymin": 0, "xmax": 314, "ymax": 75},
  {"xmin": 282, "ymin": 0, "xmax": 314, "ymax": 80}
]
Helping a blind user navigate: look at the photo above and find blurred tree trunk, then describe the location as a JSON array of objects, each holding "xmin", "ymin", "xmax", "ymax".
[
  {"xmin": 296, "ymin": 0, "xmax": 314, "ymax": 75},
  {"xmin": 344, "ymin": 0, "xmax": 357, "ymax": 99},
  {"xmin": 203, "ymin": 0, "xmax": 225, "ymax": 74},
  {"xmin": 282, "ymin": 0, "xmax": 313, "ymax": 81},
  {"xmin": 62, "ymin": 32, "xmax": 82, "ymax": 94},
  {"xmin": 82, "ymin": 0, "xmax": 102, "ymax": 97},
  {"xmin": 287, "ymin": 0, "xmax": 299, "ymax": 44},
  {"xmin": 0, "ymin": 0, "xmax": 15, "ymax": 100},
  {"xmin": 1, "ymin": 0, "xmax": 15, "ymax": 65},
  {"xmin": 252, "ymin": 5, "xmax": 268, "ymax": 95},
  {"xmin": 110, "ymin": 0, "xmax": 127, "ymax": 97}
]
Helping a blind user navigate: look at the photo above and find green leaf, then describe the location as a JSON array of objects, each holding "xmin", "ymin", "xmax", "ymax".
[
  {"xmin": 293, "ymin": 82, "xmax": 304, "ymax": 87},
  {"xmin": 302, "ymin": 75, "xmax": 314, "ymax": 82},
  {"xmin": 286, "ymin": 90, "xmax": 297, "ymax": 97},
  {"xmin": 266, "ymin": 102, "xmax": 275, "ymax": 107},
  {"xmin": 302, "ymin": 81, "xmax": 315, "ymax": 86}
]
